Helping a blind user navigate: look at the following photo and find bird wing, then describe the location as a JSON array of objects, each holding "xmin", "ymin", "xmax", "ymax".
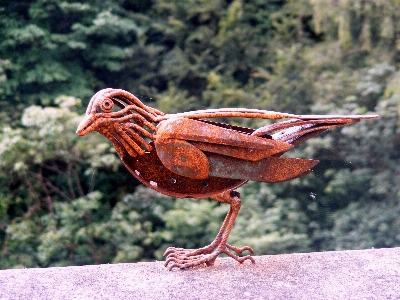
[
  {"xmin": 154, "ymin": 118, "xmax": 313, "ymax": 182},
  {"xmin": 157, "ymin": 108, "xmax": 378, "ymax": 156},
  {"xmin": 207, "ymin": 152, "xmax": 318, "ymax": 183},
  {"xmin": 153, "ymin": 113, "xmax": 377, "ymax": 182},
  {"xmin": 154, "ymin": 118, "xmax": 293, "ymax": 161},
  {"xmin": 160, "ymin": 108, "xmax": 378, "ymax": 122}
]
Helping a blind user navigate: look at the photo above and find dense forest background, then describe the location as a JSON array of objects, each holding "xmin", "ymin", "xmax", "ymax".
[{"xmin": 0, "ymin": 0, "xmax": 399, "ymax": 269}]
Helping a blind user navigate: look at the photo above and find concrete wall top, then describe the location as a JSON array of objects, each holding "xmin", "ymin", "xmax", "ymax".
[{"xmin": 0, "ymin": 247, "xmax": 399, "ymax": 299}]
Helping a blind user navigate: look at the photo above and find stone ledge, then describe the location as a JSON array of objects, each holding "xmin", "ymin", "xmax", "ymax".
[{"xmin": 0, "ymin": 247, "xmax": 399, "ymax": 299}]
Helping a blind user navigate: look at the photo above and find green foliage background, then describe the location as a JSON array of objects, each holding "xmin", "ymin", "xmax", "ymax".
[{"xmin": 1, "ymin": 0, "xmax": 399, "ymax": 268}]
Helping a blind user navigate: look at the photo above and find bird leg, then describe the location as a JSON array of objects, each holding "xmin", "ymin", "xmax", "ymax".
[{"xmin": 163, "ymin": 190, "xmax": 255, "ymax": 270}]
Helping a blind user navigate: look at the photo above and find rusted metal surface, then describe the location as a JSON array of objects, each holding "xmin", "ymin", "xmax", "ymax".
[{"xmin": 77, "ymin": 88, "xmax": 378, "ymax": 270}]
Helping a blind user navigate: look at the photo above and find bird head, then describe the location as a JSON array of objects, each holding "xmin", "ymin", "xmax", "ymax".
[{"xmin": 76, "ymin": 88, "xmax": 165, "ymax": 157}]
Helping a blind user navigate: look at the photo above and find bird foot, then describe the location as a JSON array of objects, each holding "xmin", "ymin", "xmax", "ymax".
[{"xmin": 163, "ymin": 243, "xmax": 255, "ymax": 270}]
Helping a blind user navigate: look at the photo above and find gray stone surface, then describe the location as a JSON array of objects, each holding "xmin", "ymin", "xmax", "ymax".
[{"xmin": 0, "ymin": 247, "xmax": 399, "ymax": 299}]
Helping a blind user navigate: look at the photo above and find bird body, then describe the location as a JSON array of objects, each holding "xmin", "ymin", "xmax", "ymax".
[{"xmin": 77, "ymin": 88, "xmax": 378, "ymax": 270}]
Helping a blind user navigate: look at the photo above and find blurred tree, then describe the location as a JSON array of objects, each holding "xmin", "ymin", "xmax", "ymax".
[{"xmin": 0, "ymin": 0, "xmax": 147, "ymax": 121}]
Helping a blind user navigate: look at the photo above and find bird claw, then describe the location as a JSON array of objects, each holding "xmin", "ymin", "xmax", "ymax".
[
  {"xmin": 163, "ymin": 244, "xmax": 255, "ymax": 270},
  {"xmin": 226, "ymin": 244, "xmax": 254, "ymax": 255}
]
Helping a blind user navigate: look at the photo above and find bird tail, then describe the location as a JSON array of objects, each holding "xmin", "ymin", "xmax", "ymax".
[{"xmin": 252, "ymin": 117, "xmax": 365, "ymax": 147}]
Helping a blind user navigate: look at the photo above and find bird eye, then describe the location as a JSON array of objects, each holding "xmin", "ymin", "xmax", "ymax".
[{"xmin": 100, "ymin": 99, "xmax": 114, "ymax": 113}]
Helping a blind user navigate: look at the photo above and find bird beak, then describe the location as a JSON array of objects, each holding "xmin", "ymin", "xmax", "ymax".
[{"xmin": 76, "ymin": 114, "xmax": 96, "ymax": 136}]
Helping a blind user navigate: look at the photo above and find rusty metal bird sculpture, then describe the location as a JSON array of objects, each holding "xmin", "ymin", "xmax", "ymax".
[{"xmin": 76, "ymin": 88, "xmax": 378, "ymax": 270}]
